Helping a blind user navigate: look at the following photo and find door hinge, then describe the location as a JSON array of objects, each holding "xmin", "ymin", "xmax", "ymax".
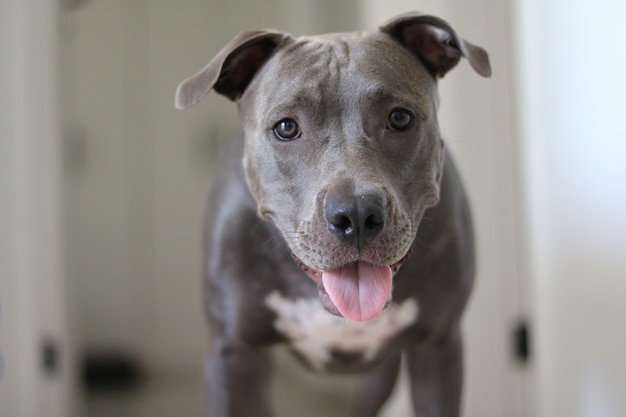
[
  {"xmin": 513, "ymin": 319, "xmax": 531, "ymax": 365},
  {"xmin": 41, "ymin": 336, "xmax": 60, "ymax": 377}
]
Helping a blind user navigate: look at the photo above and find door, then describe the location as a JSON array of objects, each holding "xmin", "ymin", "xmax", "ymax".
[
  {"xmin": 0, "ymin": 1, "xmax": 72, "ymax": 417},
  {"xmin": 515, "ymin": 1, "xmax": 626, "ymax": 416}
]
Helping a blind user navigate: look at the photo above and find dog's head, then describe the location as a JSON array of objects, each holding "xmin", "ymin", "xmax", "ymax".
[{"xmin": 176, "ymin": 12, "xmax": 490, "ymax": 322}]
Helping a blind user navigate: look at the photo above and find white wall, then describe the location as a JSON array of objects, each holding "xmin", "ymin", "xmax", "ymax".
[
  {"xmin": 515, "ymin": 1, "xmax": 626, "ymax": 416},
  {"xmin": 0, "ymin": 1, "xmax": 73, "ymax": 417}
]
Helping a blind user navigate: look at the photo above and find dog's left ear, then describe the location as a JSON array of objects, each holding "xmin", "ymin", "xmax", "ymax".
[{"xmin": 380, "ymin": 12, "xmax": 491, "ymax": 78}]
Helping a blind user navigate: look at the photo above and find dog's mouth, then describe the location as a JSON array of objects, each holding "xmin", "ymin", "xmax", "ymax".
[{"xmin": 292, "ymin": 252, "xmax": 411, "ymax": 322}]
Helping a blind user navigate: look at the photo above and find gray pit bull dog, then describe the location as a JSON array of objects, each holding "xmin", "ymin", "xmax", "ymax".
[{"xmin": 175, "ymin": 11, "xmax": 491, "ymax": 417}]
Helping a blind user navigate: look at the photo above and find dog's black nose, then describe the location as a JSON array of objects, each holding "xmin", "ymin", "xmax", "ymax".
[{"xmin": 325, "ymin": 193, "xmax": 386, "ymax": 243}]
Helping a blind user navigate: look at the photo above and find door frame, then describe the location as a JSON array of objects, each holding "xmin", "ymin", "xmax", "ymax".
[{"xmin": 0, "ymin": 1, "xmax": 74, "ymax": 416}]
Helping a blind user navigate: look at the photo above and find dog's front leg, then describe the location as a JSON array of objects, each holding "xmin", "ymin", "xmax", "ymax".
[
  {"xmin": 351, "ymin": 353, "xmax": 402, "ymax": 417},
  {"xmin": 406, "ymin": 326, "xmax": 463, "ymax": 417},
  {"xmin": 205, "ymin": 336, "xmax": 273, "ymax": 417}
]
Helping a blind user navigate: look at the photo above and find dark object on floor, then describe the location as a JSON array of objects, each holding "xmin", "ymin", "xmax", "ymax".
[{"xmin": 82, "ymin": 350, "xmax": 144, "ymax": 393}]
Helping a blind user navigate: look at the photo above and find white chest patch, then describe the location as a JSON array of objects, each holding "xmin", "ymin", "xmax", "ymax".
[{"xmin": 265, "ymin": 291, "xmax": 419, "ymax": 372}]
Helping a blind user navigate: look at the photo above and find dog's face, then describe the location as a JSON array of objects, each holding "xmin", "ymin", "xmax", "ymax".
[
  {"xmin": 240, "ymin": 32, "xmax": 443, "ymax": 269},
  {"xmin": 175, "ymin": 13, "xmax": 491, "ymax": 321}
]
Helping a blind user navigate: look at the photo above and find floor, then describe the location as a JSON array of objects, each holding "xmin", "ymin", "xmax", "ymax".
[
  {"xmin": 83, "ymin": 348, "xmax": 363, "ymax": 417},
  {"xmin": 84, "ymin": 371, "xmax": 204, "ymax": 417}
]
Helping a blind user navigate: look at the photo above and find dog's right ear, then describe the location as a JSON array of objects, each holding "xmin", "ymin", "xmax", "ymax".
[
  {"xmin": 380, "ymin": 12, "xmax": 491, "ymax": 79},
  {"xmin": 175, "ymin": 30, "xmax": 288, "ymax": 109}
]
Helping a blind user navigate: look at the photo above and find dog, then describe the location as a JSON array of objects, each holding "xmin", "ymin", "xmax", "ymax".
[{"xmin": 175, "ymin": 11, "xmax": 491, "ymax": 417}]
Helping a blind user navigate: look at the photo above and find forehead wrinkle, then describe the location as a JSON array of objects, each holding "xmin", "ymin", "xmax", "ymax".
[{"xmin": 263, "ymin": 39, "xmax": 342, "ymax": 107}]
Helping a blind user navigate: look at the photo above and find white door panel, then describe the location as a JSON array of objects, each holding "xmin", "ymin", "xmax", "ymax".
[
  {"xmin": 515, "ymin": 1, "xmax": 626, "ymax": 416},
  {"xmin": 1, "ymin": 1, "xmax": 72, "ymax": 416}
]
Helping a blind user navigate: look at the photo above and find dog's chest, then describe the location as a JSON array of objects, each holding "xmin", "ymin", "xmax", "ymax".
[{"xmin": 265, "ymin": 292, "xmax": 418, "ymax": 371}]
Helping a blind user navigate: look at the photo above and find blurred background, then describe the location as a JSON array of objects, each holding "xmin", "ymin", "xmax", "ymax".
[{"xmin": 1, "ymin": 0, "xmax": 625, "ymax": 416}]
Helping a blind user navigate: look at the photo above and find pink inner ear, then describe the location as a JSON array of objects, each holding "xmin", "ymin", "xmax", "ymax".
[
  {"xmin": 226, "ymin": 45, "xmax": 270, "ymax": 88},
  {"xmin": 401, "ymin": 24, "xmax": 462, "ymax": 77}
]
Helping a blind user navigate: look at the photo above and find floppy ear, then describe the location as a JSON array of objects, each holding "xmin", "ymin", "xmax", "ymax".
[
  {"xmin": 175, "ymin": 30, "xmax": 289, "ymax": 109},
  {"xmin": 380, "ymin": 12, "xmax": 491, "ymax": 78}
]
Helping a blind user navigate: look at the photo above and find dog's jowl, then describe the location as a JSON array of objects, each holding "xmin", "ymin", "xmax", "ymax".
[{"xmin": 176, "ymin": 11, "xmax": 490, "ymax": 417}]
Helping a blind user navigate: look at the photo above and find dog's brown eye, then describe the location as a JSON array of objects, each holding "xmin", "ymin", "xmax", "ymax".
[
  {"xmin": 273, "ymin": 119, "xmax": 301, "ymax": 141},
  {"xmin": 388, "ymin": 108, "xmax": 413, "ymax": 131}
]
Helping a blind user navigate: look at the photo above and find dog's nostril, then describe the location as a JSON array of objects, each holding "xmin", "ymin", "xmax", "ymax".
[
  {"xmin": 364, "ymin": 213, "xmax": 384, "ymax": 231},
  {"xmin": 329, "ymin": 214, "xmax": 354, "ymax": 235}
]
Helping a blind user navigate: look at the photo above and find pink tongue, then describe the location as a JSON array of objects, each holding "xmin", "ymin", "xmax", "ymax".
[{"xmin": 321, "ymin": 262, "xmax": 392, "ymax": 322}]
